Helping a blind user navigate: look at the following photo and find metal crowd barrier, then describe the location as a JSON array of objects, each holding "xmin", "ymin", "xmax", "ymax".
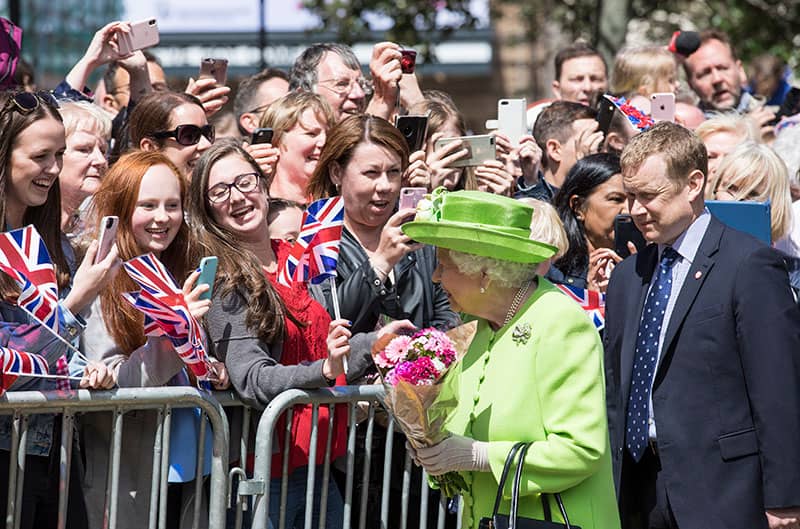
[
  {"xmin": 0, "ymin": 387, "xmax": 230, "ymax": 529},
  {"xmin": 0, "ymin": 386, "xmax": 451, "ymax": 529},
  {"xmin": 240, "ymin": 385, "xmax": 449, "ymax": 529}
]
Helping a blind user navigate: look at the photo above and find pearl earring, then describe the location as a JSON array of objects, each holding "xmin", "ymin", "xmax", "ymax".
[{"xmin": 480, "ymin": 287, "xmax": 486, "ymax": 294}]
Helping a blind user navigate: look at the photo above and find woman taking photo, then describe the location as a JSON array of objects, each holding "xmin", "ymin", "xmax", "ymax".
[
  {"xmin": 129, "ymin": 91, "xmax": 214, "ymax": 179},
  {"xmin": 307, "ymin": 114, "xmax": 459, "ymax": 334},
  {"xmin": 0, "ymin": 89, "xmax": 118, "ymax": 528},
  {"xmin": 552, "ymin": 153, "xmax": 629, "ymax": 292},
  {"xmin": 82, "ymin": 150, "xmax": 228, "ymax": 529},
  {"xmin": 187, "ymin": 140, "xmax": 352, "ymax": 529},
  {"xmin": 404, "ymin": 190, "xmax": 620, "ymax": 529}
]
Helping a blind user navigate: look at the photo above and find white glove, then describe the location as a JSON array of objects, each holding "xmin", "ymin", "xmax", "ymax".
[{"xmin": 415, "ymin": 434, "xmax": 489, "ymax": 476}]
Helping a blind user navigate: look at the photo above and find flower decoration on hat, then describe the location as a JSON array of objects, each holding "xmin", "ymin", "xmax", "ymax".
[{"xmin": 608, "ymin": 95, "xmax": 656, "ymax": 132}]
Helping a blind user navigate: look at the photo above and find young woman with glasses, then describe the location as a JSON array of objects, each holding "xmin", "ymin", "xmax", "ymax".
[
  {"xmin": 129, "ymin": 91, "xmax": 215, "ymax": 179},
  {"xmin": 188, "ymin": 139, "xmax": 403, "ymax": 529},
  {"xmin": 0, "ymin": 89, "xmax": 119, "ymax": 528}
]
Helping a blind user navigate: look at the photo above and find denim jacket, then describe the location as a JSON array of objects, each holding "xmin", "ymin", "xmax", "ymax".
[{"xmin": 0, "ymin": 300, "xmax": 87, "ymax": 455}]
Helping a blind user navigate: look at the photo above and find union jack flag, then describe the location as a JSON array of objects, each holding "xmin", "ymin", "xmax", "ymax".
[
  {"xmin": 123, "ymin": 254, "xmax": 211, "ymax": 381},
  {"xmin": 0, "ymin": 225, "xmax": 61, "ymax": 332},
  {"xmin": 0, "ymin": 346, "xmax": 49, "ymax": 397},
  {"xmin": 278, "ymin": 197, "xmax": 344, "ymax": 286},
  {"xmin": 556, "ymin": 283, "xmax": 606, "ymax": 331}
]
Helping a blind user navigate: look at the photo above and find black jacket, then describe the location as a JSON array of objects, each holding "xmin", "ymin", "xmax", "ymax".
[{"xmin": 317, "ymin": 228, "xmax": 459, "ymax": 335}]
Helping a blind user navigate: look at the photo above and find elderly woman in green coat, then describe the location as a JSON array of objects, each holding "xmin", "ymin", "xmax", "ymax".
[{"xmin": 403, "ymin": 189, "xmax": 621, "ymax": 529}]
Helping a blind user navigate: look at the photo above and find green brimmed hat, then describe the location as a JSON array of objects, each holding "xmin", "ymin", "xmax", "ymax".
[{"xmin": 402, "ymin": 188, "xmax": 557, "ymax": 264}]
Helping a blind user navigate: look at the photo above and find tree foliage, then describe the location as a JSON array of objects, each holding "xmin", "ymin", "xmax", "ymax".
[
  {"xmin": 301, "ymin": 0, "xmax": 481, "ymax": 59},
  {"xmin": 302, "ymin": 0, "xmax": 800, "ymax": 67}
]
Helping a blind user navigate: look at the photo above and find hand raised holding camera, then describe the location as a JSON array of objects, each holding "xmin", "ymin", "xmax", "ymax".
[{"xmin": 185, "ymin": 77, "xmax": 230, "ymax": 118}]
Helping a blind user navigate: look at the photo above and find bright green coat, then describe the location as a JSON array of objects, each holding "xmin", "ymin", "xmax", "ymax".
[{"xmin": 443, "ymin": 279, "xmax": 621, "ymax": 529}]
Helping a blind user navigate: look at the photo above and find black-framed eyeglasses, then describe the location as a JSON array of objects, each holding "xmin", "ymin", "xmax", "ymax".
[
  {"xmin": 207, "ymin": 172, "xmax": 262, "ymax": 203},
  {"xmin": 1, "ymin": 90, "xmax": 59, "ymax": 117},
  {"xmin": 151, "ymin": 124, "xmax": 215, "ymax": 146}
]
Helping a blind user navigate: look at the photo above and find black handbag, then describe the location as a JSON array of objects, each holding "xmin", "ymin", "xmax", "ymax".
[{"xmin": 478, "ymin": 442, "xmax": 581, "ymax": 529}]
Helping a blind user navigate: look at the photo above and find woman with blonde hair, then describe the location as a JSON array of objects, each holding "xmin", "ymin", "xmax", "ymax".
[
  {"xmin": 696, "ymin": 112, "xmax": 761, "ymax": 179},
  {"xmin": 259, "ymin": 90, "xmax": 335, "ymax": 204},
  {"xmin": 58, "ymin": 100, "xmax": 113, "ymax": 236},
  {"xmin": 709, "ymin": 141, "xmax": 794, "ymax": 250},
  {"xmin": 610, "ymin": 45, "xmax": 680, "ymax": 98}
]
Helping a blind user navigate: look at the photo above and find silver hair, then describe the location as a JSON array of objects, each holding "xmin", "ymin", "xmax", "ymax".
[
  {"xmin": 446, "ymin": 249, "xmax": 537, "ymax": 290},
  {"xmin": 288, "ymin": 43, "xmax": 361, "ymax": 92},
  {"xmin": 773, "ymin": 124, "xmax": 800, "ymax": 186}
]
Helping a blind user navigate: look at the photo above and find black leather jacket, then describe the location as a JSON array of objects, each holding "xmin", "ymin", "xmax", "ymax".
[{"xmin": 317, "ymin": 228, "xmax": 460, "ymax": 335}]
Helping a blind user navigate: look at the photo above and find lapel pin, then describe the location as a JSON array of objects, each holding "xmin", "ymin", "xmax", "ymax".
[{"xmin": 694, "ymin": 270, "xmax": 702, "ymax": 280}]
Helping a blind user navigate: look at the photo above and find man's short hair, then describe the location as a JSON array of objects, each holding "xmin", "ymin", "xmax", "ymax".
[
  {"xmin": 554, "ymin": 42, "xmax": 607, "ymax": 81},
  {"xmin": 103, "ymin": 50, "xmax": 161, "ymax": 94},
  {"xmin": 288, "ymin": 43, "xmax": 360, "ymax": 92},
  {"xmin": 233, "ymin": 68, "xmax": 289, "ymax": 120},
  {"xmin": 682, "ymin": 29, "xmax": 739, "ymax": 81},
  {"xmin": 621, "ymin": 122, "xmax": 708, "ymax": 187},
  {"xmin": 533, "ymin": 101, "xmax": 597, "ymax": 153}
]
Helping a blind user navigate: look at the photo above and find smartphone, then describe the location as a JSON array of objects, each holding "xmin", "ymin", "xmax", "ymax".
[
  {"xmin": 251, "ymin": 127, "xmax": 274, "ymax": 145},
  {"xmin": 394, "ymin": 115, "xmax": 428, "ymax": 152},
  {"xmin": 95, "ymin": 216, "xmax": 119, "ymax": 264},
  {"xmin": 118, "ymin": 19, "xmax": 159, "ymax": 56},
  {"xmin": 197, "ymin": 256, "xmax": 218, "ymax": 301},
  {"xmin": 497, "ymin": 98, "xmax": 527, "ymax": 146},
  {"xmin": 399, "ymin": 187, "xmax": 427, "ymax": 211},
  {"xmin": 650, "ymin": 93, "xmax": 676, "ymax": 123},
  {"xmin": 199, "ymin": 58, "xmax": 228, "ymax": 86},
  {"xmin": 613, "ymin": 214, "xmax": 647, "ymax": 258},
  {"xmin": 433, "ymin": 134, "xmax": 496, "ymax": 168},
  {"xmin": 596, "ymin": 95, "xmax": 617, "ymax": 139}
]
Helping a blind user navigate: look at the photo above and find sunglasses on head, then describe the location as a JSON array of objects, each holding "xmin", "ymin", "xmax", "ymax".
[
  {"xmin": 1, "ymin": 91, "xmax": 59, "ymax": 117},
  {"xmin": 151, "ymin": 124, "xmax": 215, "ymax": 146}
]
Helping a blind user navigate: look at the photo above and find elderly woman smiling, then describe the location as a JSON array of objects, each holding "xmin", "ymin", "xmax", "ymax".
[{"xmin": 403, "ymin": 190, "xmax": 620, "ymax": 529}]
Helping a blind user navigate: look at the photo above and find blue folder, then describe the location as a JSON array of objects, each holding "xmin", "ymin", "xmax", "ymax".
[{"xmin": 706, "ymin": 200, "xmax": 772, "ymax": 245}]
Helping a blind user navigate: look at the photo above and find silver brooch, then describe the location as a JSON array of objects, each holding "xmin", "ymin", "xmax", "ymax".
[{"xmin": 511, "ymin": 323, "xmax": 532, "ymax": 345}]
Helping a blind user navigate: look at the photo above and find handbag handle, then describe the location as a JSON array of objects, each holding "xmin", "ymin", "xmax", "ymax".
[
  {"xmin": 490, "ymin": 442, "xmax": 526, "ymax": 519},
  {"xmin": 508, "ymin": 443, "xmax": 575, "ymax": 529}
]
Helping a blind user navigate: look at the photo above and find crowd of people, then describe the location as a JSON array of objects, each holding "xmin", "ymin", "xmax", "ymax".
[{"xmin": 1, "ymin": 15, "xmax": 799, "ymax": 529}]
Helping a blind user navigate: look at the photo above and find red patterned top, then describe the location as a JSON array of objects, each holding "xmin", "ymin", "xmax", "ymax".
[{"xmin": 263, "ymin": 239, "xmax": 347, "ymax": 477}]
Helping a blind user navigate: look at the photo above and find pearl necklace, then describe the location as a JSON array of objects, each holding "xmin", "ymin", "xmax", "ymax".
[{"xmin": 503, "ymin": 280, "xmax": 533, "ymax": 326}]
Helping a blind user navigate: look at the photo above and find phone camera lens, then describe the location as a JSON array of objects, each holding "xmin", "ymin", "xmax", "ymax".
[{"xmin": 106, "ymin": 218, "xmax": 114, "ymax": 228}]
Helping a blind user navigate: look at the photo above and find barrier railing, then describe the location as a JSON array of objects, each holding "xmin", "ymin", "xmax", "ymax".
[
  {"xmin": 0, "ymin": 386, "xmax": 451, "ymax": 529},
  {"xmin": 0, "ymin": 387, "xmax": 230, "ymax": 529},
  {"xmin": 241, "ymin": 386, "xmax": 449, "ymax": 529}
]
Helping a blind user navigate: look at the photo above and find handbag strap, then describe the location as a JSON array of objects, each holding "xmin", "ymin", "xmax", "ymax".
[
  {"xmin": 510, "ymin": 444, "xmax": 575, "ymax": 529},
  {"xmin": 508, "ymin": 442, "xmax": 531, "ymax": 529},
  {"xmin": 491, "ymin": 442, "xmax": 527, "ymax": 519}
]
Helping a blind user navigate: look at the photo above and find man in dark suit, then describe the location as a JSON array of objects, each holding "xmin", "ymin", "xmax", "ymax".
[{"xmin": 604, "ymin": 121, "xmax": 800, "ymax": 529}]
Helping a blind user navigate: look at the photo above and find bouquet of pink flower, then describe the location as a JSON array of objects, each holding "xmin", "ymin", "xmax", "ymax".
[{"xmin": 372, "ymin": 321, "xmax": 477, "ymax": 498}]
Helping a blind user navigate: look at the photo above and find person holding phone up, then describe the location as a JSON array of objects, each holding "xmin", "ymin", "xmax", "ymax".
[
  {"xmin": 552, "ymin": 153, "xmax": 636, "ymax": 292},
  {"xmin": 81, "ymin": 150, "xmax": 229, "ymax": 529}
]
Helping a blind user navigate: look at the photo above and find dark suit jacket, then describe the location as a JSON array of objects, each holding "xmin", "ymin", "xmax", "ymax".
[{"xmin": 604, "ymin": 216, "xmax": 800, "ymax": 529}]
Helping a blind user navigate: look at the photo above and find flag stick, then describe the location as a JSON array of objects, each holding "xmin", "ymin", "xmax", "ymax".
[
  {"xmin": 18, "ymin": 305, "xmax": 90, "ymax": 364},
  {"xmin": 329, "ymin": 277, "xmax": 348, "ymax": 375}
]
